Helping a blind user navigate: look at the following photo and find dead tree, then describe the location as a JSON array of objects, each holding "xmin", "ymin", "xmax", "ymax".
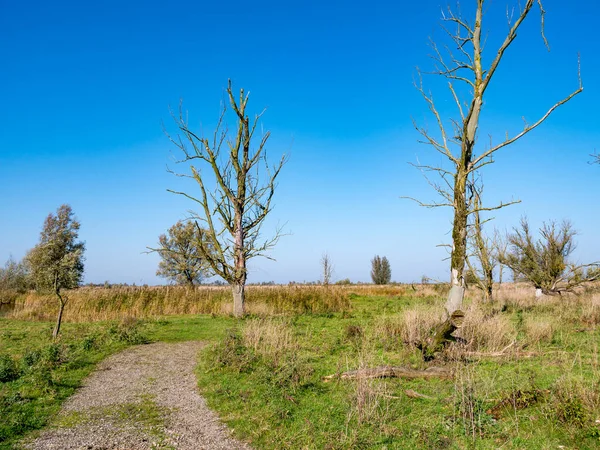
[
  {"xmin": 166, "ymin": 80, "xmax": 287, "ymax": 317},
  {"xmin": 465, "ymin": 178, "xmax": 498, "ymax": 302},
  {"xmin": 406, "ymin": 0, "xmax": 582, "ymax": 315},
  {"xmin": 494, "ymin": 230, "xmax": 509, "ymax": 285},
  {"xmin": 321, "ymin": 253, "xmax": 334, "ymax": 286}
]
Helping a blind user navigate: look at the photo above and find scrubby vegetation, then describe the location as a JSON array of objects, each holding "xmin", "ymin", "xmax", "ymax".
[
  {"xmin": 0, "ymin": 319, "xmax": 146, "ymax": 448},
  {"xmin": 196, "ymin": 284, "xmax": 600, "ymax": 449},
  {"xmin": 2, "ymin": 283, "xmax": 600, "ymax": 448}
]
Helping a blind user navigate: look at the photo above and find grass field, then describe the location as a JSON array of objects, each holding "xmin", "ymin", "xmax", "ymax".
[{"xmin": 1, "ymin": 284, "xmax": 599, "ymax": 449}]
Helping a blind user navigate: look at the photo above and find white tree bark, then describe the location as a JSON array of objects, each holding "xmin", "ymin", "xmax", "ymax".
[{"xmin": 232, "ymin": 284, "xmax": 245, "ymax": 317}]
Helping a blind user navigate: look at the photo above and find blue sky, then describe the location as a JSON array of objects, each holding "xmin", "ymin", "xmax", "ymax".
[{"xmin": 1, "ymin": 0, "xmax": 598, "ymax": 285}]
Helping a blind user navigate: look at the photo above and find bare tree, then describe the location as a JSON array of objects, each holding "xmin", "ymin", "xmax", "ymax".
[
  {"xmin": 166, "ymin": 80, "xmax": 287, "ymax": 317},
  {"xmin": 26, "ymin": 205, "xmax": 85, "ymax": 339},
  {"xmin": 465, "ymin": 184, "xmax": 496, "ymax": 302},
  {"xmin": 153, "ymin": 221, "xmax": 214, "ymax": 286},
  {"xmin": 494, "ymin": 230, "xmax": 509, "ymax": 285},
  {"xmin": 406, "ymin": 0, "xmax": 582, "ymax": 315},
  {"xmin": 501, "ymin": 217, "xmax": 599, "ymax": 296},
  {"xmin": 321, "ymin": 253, "xmax": 334, "ymax": 286}
]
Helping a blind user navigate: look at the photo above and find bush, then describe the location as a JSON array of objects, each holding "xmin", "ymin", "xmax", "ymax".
[
  {"xmin": 21, "ymin": 349, "xmax": 42, "ymax": 369},
  {"xmin": 211, "ymin": 328, "xmax": 255, "ymax": 372},
  {"xmin": 43, "ymin": 343, "xmax": 64, "ymax": 365},
  {"xmin": 109, "ymin": 317, "xmax": 149, "ymax": 344},
  {"xmin": 0, "ymin": 354, "xmax": 21, "ymax": 382}
]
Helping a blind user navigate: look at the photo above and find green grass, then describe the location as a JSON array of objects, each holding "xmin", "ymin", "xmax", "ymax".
[
  {"xmin": 195, "ymin": 294, "xmax": 600, "ymax": 449},
  {"xmin": 0, "ymin": 321, "xmax": 122, "ymax": 449},
  {"xmin": 2, "ymin": 289, "xmax": 600, "ymax": 449}
]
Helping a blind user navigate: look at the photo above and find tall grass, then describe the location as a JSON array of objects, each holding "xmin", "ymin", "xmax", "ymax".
[{"xmin": 6, "ymin": 285, "xmax": 351, "ymax": 322}]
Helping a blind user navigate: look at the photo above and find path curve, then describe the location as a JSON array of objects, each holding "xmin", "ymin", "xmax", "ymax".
[{"xmin": 25, "ymin": 341, "xmax": 251, "ymax": 450}]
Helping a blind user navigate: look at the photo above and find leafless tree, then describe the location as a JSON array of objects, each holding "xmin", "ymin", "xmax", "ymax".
[
  {"xmin": 465, "ymin": 181, "xmax": 496, "ymax": 302},
  {"xmin": 321, "ymin": 253, "xmax": 334, "ymax": 286},
  {"xmin": 405, "ymin": 0, "xmax": 582, "ymax": 315},
  {"xmin": 501, "ymin": 217, "xmax": 599, "ymax": 296},
  {"xmin": 494, "ymin": 230, "xmax": 509, "ymax": 285},
  {"xmin": 166, "ymin": 80, "xmax": 287, "ymax": 317}
]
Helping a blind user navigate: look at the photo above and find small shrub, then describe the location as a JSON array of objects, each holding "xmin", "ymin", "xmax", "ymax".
[
  {"xmin": 212, "ymin": 328, "xmax": 254, "ymax": 372},
  {"xmin": 80, "ymin": 334, "xmax": 98, "ymax": 351},
  {"xmin": 487, "ymin": 388, "xmax": 547, "ymax": 419},
  {"xmin": 109, "ymin": 317, "xmax": 149, "ymax": 344},
  {"xmin": 0, "ymin": 390, "xmax": 24, "ymax": 407},
  {"xmin": 21, "ymin": 349, "xmax": 42, "ymax": 368},
  {"xmin": 550, "ymin": 376, "xmax": 599, "ymax": 428},
  {"xmin": 43, "ymin": 342, "xmax": 64, "ymax": 365},
  {"xmin": 344, "ymin": 324, "xmax": 364, "ymax": 342},
  {"xmin": 0, "ymin": 354, "xmax": 21, "ymax": 382},
  {"xmin": 266, "ymin": 354, "xmax": 314, "ymax": 392},
  {"xmin": 555, "ymin": 396, "xmax": 587, "ymax": 427}
]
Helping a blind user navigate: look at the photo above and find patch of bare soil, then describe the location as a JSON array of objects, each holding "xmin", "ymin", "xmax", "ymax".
[{"xmin": 23, "ymin": 341, "xmax": 251, "ymax": 450}]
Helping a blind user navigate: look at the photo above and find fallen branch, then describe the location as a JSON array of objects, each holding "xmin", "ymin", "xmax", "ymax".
[
  {"xmin": 381, "ymin": 389, "xmax": 436, "ymax": 400},
  {"xmin": 322, "ymin": 366, "xmax": 453, "ymax": 383},
  {"xmin": 404, "ymin": 389, "xmax": 436, "ymax": 400},
  {"xmin": 459, "ymin": 342, "xmax": 538, "ymax": 359}
]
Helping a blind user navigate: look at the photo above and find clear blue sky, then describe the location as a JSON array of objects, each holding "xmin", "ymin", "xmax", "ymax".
[{"xmin": 1, "ymin": 0, "xmax": 598, "ymax": 285}]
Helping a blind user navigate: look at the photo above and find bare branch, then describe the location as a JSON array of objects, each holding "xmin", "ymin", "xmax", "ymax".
[{"xmin": 473, "ymin": 83, "xmax": 583, "ymax": 167}]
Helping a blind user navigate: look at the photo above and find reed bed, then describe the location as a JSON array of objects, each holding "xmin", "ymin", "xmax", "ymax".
[{"xmin": 5, "ymin": 285, "xmax": 351, "ymax": 322}]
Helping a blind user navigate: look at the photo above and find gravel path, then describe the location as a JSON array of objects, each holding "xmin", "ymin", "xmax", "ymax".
[{"xmin": 24, "ymin": 341, "xmax": 251, "ymax": 450}]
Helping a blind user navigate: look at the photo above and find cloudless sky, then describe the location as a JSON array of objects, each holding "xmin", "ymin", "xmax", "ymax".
[{"xmin": 1, "ymin": 0, "xmax": 598, "ymax": 285}]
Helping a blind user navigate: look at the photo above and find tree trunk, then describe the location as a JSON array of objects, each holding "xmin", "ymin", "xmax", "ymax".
[
  {"xmin": 232, "ymin": 283, "xmax": 245, "ymax": 318},
  {"xmin": 446, "ymin": 278, "xmax": 465, "ymax": 315},
  {"xmin": 485, "ymin": 284, "xmax": 493, "ymax": 303},
  {"xmin": 446, "ymin": 164, "xmax": 469, "ymax": 315},
  {"xmin": 53, "ymin": 292, "xmax": 65, "ymax": 340},
  {"xmin": 419, "ymin": 310, "xmax": 465, "ymax": 361}
]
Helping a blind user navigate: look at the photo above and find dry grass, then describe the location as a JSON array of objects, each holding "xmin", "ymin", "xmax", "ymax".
[
  {"xmin": 242, "ymin": 318, "xmax": 296, "ymax": 364},
  {"xmin": 458, "ymin": 305, "xmax": 516, "ymax": 352},
  {"xmin": 344, "ymin": 348, "xmax": 390, "ymax": 433},
  {"xmin": 523, "ymin": 317, "xmax": 555, "ymax": 346},
  {"xmin": 6, "ymin": 285, "xmax": 350, "ymax": 322},
  {"xmin": 372, "ymin": 305, "xmax": 444, "ymax": 347},
  {"xmin": 581, "ymin": 293, "xmax": 600, "ymax": 325},
  {"xmin": 347, "ymin": 376, "xmax": 389, "ymax": 426}
]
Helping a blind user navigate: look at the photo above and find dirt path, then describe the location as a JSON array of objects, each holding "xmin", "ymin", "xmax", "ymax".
[{"xmin": 24, "ymin": 341, "xmax": 251, "ymax": 450}]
